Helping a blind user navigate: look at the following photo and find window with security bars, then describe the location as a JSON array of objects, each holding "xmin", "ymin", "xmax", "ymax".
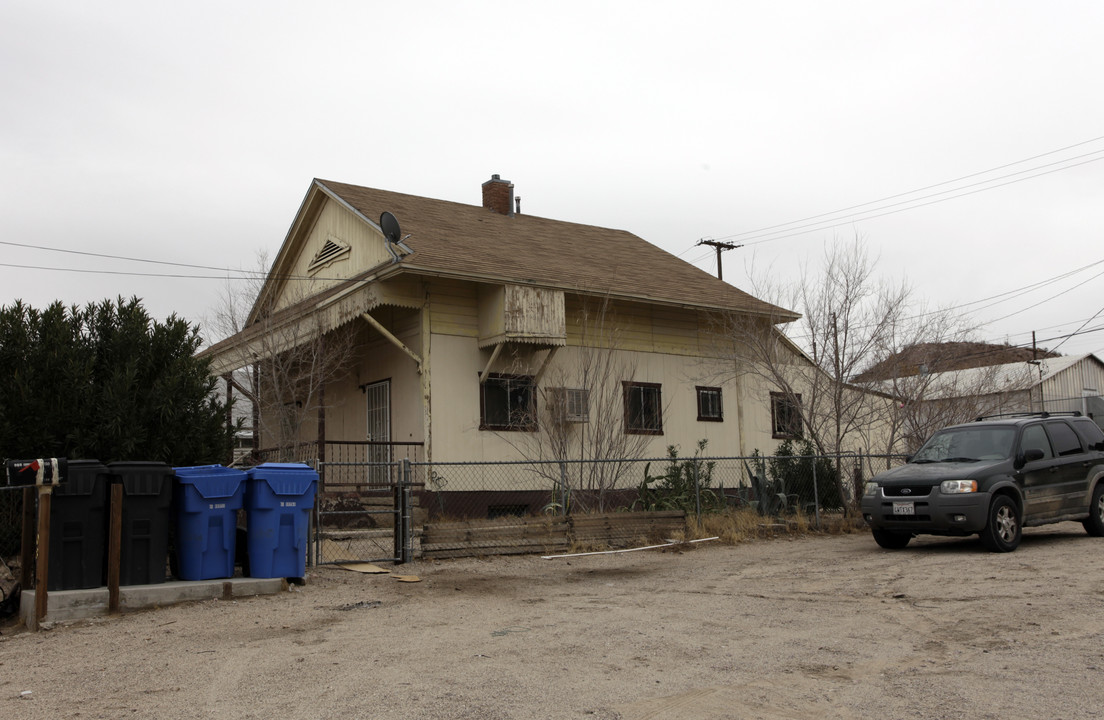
[
  {"xmin": 696, "ymin": 386, "xmax": 723, "ymax": 422},
  {"xmin": 624, "ymin": 381, "xmax": 662, "ymax": 435},
  {"xmin": 771, "ymin": 391, "xmax": 802, "ymax": 439},
  {"xmin": 480, "ymin": 374, "xmax": 536, "ymax": 431}
]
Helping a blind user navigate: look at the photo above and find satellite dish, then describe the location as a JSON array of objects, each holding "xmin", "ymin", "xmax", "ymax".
[{"xmin": 380, "ymin": 212, "xmax": 402, "ymax": 244}]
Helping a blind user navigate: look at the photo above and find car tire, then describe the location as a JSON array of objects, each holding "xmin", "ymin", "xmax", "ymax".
[
  {"xmin": 980, "ymin": 495, "xmax": 1021, "ymax": 552},
  {"xmin": 871, "ymin": 528, "xmax": 911, "ymax": 549},
  {"xmin": 1083, "ymin": 484, "xmax": 1104, "ymax": 537}
]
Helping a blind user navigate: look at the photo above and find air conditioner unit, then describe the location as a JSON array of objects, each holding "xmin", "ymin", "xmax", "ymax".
[{"xmin": 555, "ymin": 388, "xmax": 589, "ymax": 423}]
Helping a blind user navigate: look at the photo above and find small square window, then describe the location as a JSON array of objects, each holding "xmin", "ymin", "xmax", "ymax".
[
  {"xmin": 696, "ymin": 386, "xmax": 723, "ymax": 422},
  {"xmin": 481, "ymin": 374, "xmax": 535, "ymax": 431},
  {"xmin": 624, "ymin": 381, "xmax": 663, "ymax": 435},
  {"xmin": 771, "ymin": 392, "xmax": 802, "ymax": 439}
]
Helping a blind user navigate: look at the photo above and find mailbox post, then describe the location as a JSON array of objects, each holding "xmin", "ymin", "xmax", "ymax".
[{"xmin": 6, "ymin": 459, "xmax": 67, "ymax": 630}]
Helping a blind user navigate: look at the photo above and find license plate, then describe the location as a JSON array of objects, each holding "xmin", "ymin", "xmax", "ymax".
[{"xmin": 892, "ymin": 501, "xmax": 915, "ymax": 516}]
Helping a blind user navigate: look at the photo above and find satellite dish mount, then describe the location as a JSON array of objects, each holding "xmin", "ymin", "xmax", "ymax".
[{"xmin": 380, "ymin": 211, "xmax": 413, "ymax": 262}]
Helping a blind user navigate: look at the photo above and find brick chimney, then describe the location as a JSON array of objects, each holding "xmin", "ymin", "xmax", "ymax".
[{"xmin": 481, "ymin": 174, "xmax": 514, "ymax": 216}]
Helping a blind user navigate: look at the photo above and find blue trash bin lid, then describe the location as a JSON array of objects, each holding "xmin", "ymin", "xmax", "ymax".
[
  {"xmin": 247, "ymin": 462, "xmax": 318, "ymax": 496},
  {"xmin": 174, "ymin": 464, "xmax": 247, "ymax": 499}
]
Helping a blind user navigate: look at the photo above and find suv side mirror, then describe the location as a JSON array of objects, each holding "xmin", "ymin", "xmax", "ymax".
[{"xmin": 1015, "ymin": 448, "xmax": 1046, "ymax": 470}]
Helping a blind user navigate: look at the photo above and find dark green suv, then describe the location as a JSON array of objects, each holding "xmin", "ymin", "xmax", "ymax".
[{"xmin": 861, "ymin": 412, "xmax": 1104, "ymax": 552}]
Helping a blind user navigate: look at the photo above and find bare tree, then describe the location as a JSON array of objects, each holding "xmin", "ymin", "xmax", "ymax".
[
  {"xmin": 206, "ymin": 252, "xmax": 359, "ymax": 463},
  {"xmin": 876, "ymin": 356, "xmax": 1036, "ymax": 456},
  {"xmin": 725, "ymin": 239, "xmax": 910, "ymax": 451},
  {"xmin": 721, "ymin": 237, "xmax": 988, "ymax": 505},
  {"xmin": 497, "ymin": 296, "xmax": 658, "ymax": 512}
]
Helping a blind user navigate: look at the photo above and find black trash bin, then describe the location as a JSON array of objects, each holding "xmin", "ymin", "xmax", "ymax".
[
  {"xmin": 48, "ymin": 460, "xmax": 109, "ymax": 591},
  {"xmin": 108, "ymin": 461, "xmax": 174, "ymax": 586}
]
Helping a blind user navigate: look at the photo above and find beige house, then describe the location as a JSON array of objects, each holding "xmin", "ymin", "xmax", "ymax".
[{"xmin": 202, "ymin": 175, "xmax": 804, "ymax": 476}]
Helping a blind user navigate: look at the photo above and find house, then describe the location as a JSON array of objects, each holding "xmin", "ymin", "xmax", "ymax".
[
  {"xmin": 857, "ymin": 347, "xmax": 1104, "ymax": 452},
  {"xmin": 201, "ymin": 176, "xmax": 804, "ymax": 495},
  {"xmin": 914, "ymin": 353, "xmax": 1104, "ymax": 422}
]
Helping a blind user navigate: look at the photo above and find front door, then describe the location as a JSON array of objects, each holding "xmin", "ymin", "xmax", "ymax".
[
  {"xmin": 1019, "ymin": 422, "xmax": 1061, "ymax": 519},
  {"xmin": 365, "ymin": 380, "xmax": 392, "ymax": 487}
]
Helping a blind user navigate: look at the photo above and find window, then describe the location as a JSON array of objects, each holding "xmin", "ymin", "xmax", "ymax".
[
  {"xmin": 624, "ymin": 382, "xmax": 663, "ymax": 435},
  {"xmin": 480, "ymin": 374, "xmax": 535, "ymax": 431},
  {"xmin": 1045, "ymin": 421, "xmax": 1084, "ymax": 457},
  {"xmin": 770, "ymin": 392, "xmax": 802, "ymax": 439},
  {"xmin": 1072, "ymin": 418, "xmax": 1104, "ymax": 450},
  {"xmin": 1019, "ymin": 424, "xmax": 1053, "ymax": 460},
  {"xmin": 696, "ymin": 386, "xmax": 723, "ymax": 422}
]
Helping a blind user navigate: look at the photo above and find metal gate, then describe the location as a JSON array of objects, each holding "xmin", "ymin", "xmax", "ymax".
[{"xmin": 313, "ymin": 458, "xmax": 415, "ymax": 565}]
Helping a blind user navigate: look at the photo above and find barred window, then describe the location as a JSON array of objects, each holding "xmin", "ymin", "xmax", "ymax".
[
  {"xmin": 696, "ymin": 386, "xmax": 723, "ymax": 422},
  {"xmin": 480, "ymin": 374, "xmax": 536, "ymax": 431},
  {"xmin": 771, "ymin": 392, "xmax": 802, "ymax": 439},
  {"xmin": 624, "ymin": 381, "xmax": 663, "ymax": 435}
]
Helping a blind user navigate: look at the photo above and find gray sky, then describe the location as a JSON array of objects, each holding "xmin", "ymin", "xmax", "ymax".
[{"xmin": 3, "ymin": 1, "xmax": 1103, "ymax": 357}]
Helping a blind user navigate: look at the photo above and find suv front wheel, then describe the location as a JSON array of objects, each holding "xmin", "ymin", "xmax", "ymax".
[
  {"xmin": 871, "ymin": 528, "xmax": 911, "ymax": 549},
  {"xmin": 980, "ymin": 495, "xmax": 1021, "ymax": 552}
]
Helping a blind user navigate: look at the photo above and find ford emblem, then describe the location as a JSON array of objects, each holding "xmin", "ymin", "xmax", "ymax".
[{"xmin": 901, "ymin": 488, "xmax": 912, "ymax": 495}]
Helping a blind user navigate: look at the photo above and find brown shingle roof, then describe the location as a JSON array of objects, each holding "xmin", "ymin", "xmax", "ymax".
[
  {"xmin": 319, "ymin": 179, "xmax": 796, "ymax": 319},
  {"xmin": 852, "ymin": 341, "xmax": 1062, "ymax": 382}
]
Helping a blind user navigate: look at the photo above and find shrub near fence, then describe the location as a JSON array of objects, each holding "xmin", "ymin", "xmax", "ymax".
[{"xmin": 409, "ymin": 452, "xmax": 908, "ymax": 527}]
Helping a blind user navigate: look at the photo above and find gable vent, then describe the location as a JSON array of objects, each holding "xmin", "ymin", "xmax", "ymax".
[{"xmin": 308, "ymin": 236, "xmax": 351, "ymax": 274}]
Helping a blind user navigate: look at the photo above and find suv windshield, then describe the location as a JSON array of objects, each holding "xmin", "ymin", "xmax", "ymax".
[{"xmin": 912, "ymin": 426, "xmax": 1016, "ymax": 463}]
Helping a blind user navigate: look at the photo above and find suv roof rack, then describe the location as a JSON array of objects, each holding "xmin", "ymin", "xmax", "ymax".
[{"xmin": 975, "ymin": 411, "xmax": 1082, "ymax": 421}]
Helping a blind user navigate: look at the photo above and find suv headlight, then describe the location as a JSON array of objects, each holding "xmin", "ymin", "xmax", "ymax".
[
  {"xmin": 863, "ymin": 482, "xmax": 879, "ymax": 497},
  {"xmin": 940, "ymin": 480, "xmax": 978, "ymax": 494}
]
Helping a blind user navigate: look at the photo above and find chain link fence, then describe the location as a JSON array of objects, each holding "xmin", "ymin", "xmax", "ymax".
[
  {"xmin": 0, "ymin": 450, "xmax": 909, "ymax": 567},
  {"xmin": 413, "ymin": 452, "xmax": 907, "ymax": 524},
  {"xmin": 0, "ymin": 486, "xmax": 22, "ymax": 560}
]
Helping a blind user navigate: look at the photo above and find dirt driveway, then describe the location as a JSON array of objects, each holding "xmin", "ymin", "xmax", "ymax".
[{"xmin": 3, "ymin": 524, "xmax": 1104, "ymax": 719}]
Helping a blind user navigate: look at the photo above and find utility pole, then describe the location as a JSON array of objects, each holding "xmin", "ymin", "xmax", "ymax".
[{"xmin": 696, "ymin": 239, "xmax": 742, "ymax": 281}]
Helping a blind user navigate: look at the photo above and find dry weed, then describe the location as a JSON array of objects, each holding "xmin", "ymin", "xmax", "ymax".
[{"xmin": 687, "ymin": 508, "xmax": 864, "ymax": 545}]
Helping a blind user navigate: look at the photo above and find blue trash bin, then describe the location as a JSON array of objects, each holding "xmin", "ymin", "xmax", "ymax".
[
  {"xmin": 244, "ymin": 463, "xmax": 317, "ymax": 579},
  {"xmin": 173, "ymin": 465, "xmax": 246, "ymax": 581}
]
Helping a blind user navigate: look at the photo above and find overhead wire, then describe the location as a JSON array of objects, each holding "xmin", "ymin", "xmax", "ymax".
[
  {"xmin": 707, "ymin": 134, "xmax": 1104, "ymax": 246},
  {"xmin": 729, "ymin": 153, "xmax": 1104, "ymax": 247}
]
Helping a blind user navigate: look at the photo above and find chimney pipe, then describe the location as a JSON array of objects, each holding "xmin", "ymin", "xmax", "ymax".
[
  {"xmin": 481, "ymin": 174, "xmax": 514, "ymax": 216},
  {"xmin": 515, "ymin": 196, "xmax": 521, "ymax": 215}
]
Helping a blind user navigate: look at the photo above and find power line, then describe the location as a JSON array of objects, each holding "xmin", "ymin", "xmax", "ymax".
[
  {"xmin": 0, "ymin": 262, "xmax": 258, "ymax": 280},
  {"xmin": 731, "ymin": 153, "xmax": 1104, "ymax": 247},
  {"xmin": 1049, "ymin": 304, "xmax": 1104, "ymax": 354},
  {"xmin": 703, "ymin": 135, "xmax": 1104, "ymax": 246},
  {"xmin": 0, "ymin": 240, "xmax": 268, "ymax": 275}
]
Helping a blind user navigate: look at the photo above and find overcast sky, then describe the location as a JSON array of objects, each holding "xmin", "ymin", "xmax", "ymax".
[{"xmin": 3, "ymin": 1, "xmax": 1103, "ymax": 358}]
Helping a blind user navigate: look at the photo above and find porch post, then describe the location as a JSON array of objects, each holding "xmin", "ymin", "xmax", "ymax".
[
  {"xmin": 317, "ymin": 376, "xmax": 326, "ymax": 489},
  {"xmin": 251, "ymin": 364, "xmax": 260, "ymax": 461},
  {"xmin": 223, "ymin": 373, "xmax": 233, "ymax": 465}
]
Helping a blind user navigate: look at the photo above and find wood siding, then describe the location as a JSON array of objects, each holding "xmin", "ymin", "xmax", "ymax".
[{"xmin": 273, "ymin": 200, "xmax": 390, "ymax": 313}]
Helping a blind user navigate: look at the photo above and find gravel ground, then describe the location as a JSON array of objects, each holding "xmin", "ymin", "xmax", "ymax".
[{"xmin": 3, "ymin": 523, "xmax": 1104, "ymax": 719}]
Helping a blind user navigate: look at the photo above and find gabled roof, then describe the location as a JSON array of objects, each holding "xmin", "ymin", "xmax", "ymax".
[
  {"xmin": 867, "ymin": 353, "xmax": 1104, "ymax": 400},
  {"xmin": 852, "ymin": 341, "xmax": 1061, "ymax": 382},
  {"xmin": 314, "ymin": 179, "xmax": 797, "ymax": 319},
  {"xmin": 204, "ymin": 178, "xmax": 799, "ymax": 373}
]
